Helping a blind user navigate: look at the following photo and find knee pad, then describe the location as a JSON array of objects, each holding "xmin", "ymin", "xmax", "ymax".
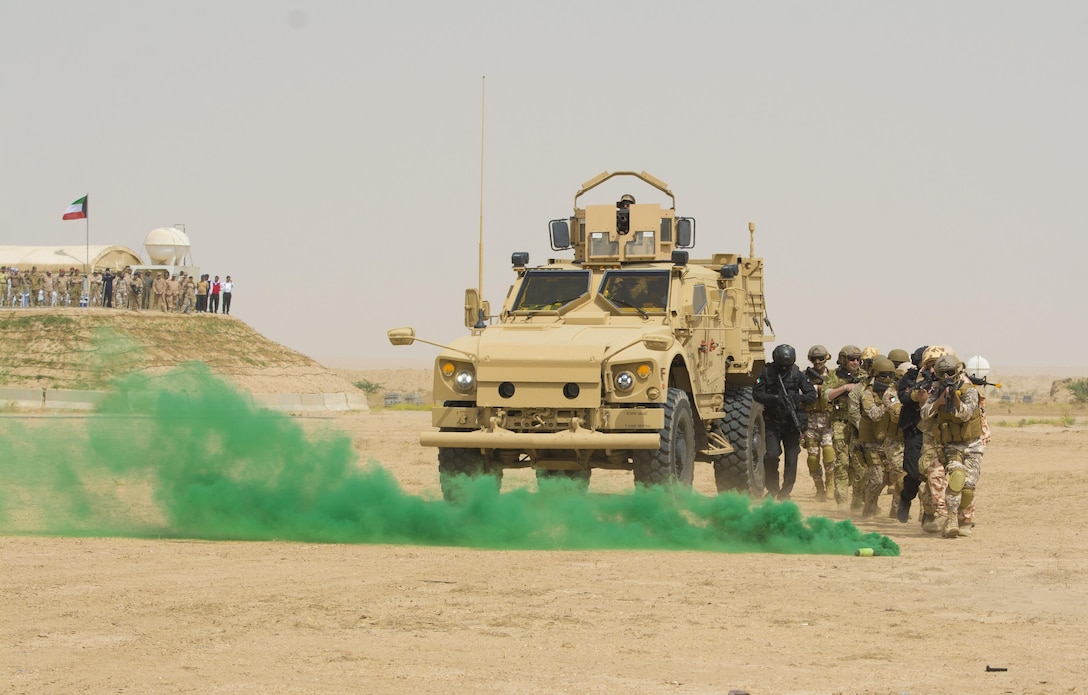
[
  {"xmin": 948, "ymin": 468, "xmax": 966, "ymax": 493},
  {"xmin": 806, "ymin": 454, "xmax": 820, "ymax": 475},
  {"xmin": 822, "ymin": 445, "xmax": 836, "ymax": 465},
  {"xmin": 960, "ymin": 487, "xmax": 974, "ymax": 508}
]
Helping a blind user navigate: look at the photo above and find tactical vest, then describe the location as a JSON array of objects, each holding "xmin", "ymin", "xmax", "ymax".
[
  {"xmin": 805, "ymin": 369, "xmax": 833, "ymax": 414},
  {"xmin": 825, "ymin": 369, "xmax": 856, "ymax": 422},
  {"xmin": 858, "ymin": 385, "xmax": 895, "ymax": 443},
  {"xmin": 935, "ymin": 383, "xmax": 983, "ymax": 443}
]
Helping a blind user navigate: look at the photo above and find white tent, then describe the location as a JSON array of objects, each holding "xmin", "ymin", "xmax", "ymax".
[{"xmin": 0, "ymin": 245, "xmax": 144, "ymax": 273}]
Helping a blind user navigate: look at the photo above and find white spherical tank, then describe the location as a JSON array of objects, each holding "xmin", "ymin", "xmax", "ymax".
[
  {"xmin": 965, "ymin": 355, "xmax": 990, "ymax": 380},
  {"xmin": 144, "ymin": 227, "xmax": 192, "ymax": 265}
]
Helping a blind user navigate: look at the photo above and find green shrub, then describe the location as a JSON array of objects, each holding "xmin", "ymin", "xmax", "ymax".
[{"xmin": 1068, "ymin": 378, "xmax": 1088, "ymax": 404}]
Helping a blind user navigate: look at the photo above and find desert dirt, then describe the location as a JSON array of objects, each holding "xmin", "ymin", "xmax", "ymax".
[{"xmin": 4, "ymin": 397, "xmax": 1088, "ymax": 695}]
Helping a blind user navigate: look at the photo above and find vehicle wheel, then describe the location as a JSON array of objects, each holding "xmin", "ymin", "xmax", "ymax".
[
  {"xmin": 536, "ymin": 468, "xmax": 592, "ymax": 491},
  {"xmin": 712, "ymin": 386, "xmax": 766, "ymax": 496},
  {"xmin": 632, "ymin": 387, "xmax": 696, "ymax": 487},
  {"xmin": 438, "ymin": 429, "xmax": 503, "ymax": 502}
]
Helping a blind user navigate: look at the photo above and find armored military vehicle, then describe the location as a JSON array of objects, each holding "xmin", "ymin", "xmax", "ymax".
[{"xmin": 389, "ymin": 171, "xmax": 772, "ymax": 499}]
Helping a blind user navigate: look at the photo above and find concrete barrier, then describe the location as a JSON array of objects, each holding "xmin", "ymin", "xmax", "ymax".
[
  {"xmin": 44, "ymin": 389, "xmax": 108, "ymax": 411},
  {"xmin": 2, "ymin": 388, "xmax": 370, "ymax": 413},
  {"xmin": 0, "ymin": 387, "xmax": 44, "ymax": 410}
]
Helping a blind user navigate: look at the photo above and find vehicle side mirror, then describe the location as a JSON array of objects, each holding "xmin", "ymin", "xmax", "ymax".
[
  {"xmin": 676, "ymin": 218, "xmax": 694, "ymax": 248},
  {"xmin": 549, "ymin": 219, "xmax": 571, "ymax": 250},
  {"xmin": 464, "ymin": 288, "xmax": 487, "ymax": 328},
  {"xmin": 387, "ymin": 327, "xmax": 416, "ymax": 346}
]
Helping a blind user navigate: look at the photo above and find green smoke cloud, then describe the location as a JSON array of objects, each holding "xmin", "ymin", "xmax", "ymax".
[{"xmin": 0, "ymin": 363, "xmax": 898, "ymax": 556}]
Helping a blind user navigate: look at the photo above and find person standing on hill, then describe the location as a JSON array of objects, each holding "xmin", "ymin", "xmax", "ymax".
[
  {"xmin": 102, "ymin": 269, "xmax": 115, "ymax": 308},
  {"xmin": 209, "ymin": 275, "xmax": 221, "ymax": 313},
  {"xmin": 221, "ymin": 275, "xmax": 233, "ymax": 315}
]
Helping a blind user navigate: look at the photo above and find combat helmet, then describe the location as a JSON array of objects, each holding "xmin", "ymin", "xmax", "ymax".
[
  {"xmin": 772, "ymin": 344, "xmax": 797, "ymax": 368},
  {"xmin": 922, "ymin": 345, "xmax": 950, "ymax": 368},
  {"xmin": 888, "ymin": 348, "xmax": 910, "ymax": 367},
  {"xmin": 617, "ymin": 193, "xmax": 636, "ymax": 205},
  {"xmin": 837, "ymin": 344, "xmax": 862, "ymax": 366},
  {"xmin": 871, "ymin": 357, "xmax": 896, "ymax": 387},
  {"xmin": 807, "ymin": 344, "xmax": 830, "ymax": 362}
]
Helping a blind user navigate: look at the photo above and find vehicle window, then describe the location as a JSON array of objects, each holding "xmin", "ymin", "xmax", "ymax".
[
  {"xmin": 512, "ymin": 270, "xmax": 591, "ymax": 311},
  {"xmin": 600, "ymin": 270, "xmax": 670, "ymax": 314},
  {"xmin": 692, "ymin": 284, "xmax": 707, "ymax": 315}
]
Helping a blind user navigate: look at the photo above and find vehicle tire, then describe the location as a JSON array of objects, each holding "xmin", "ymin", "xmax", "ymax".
[
  {"xmin": 437, "ymin": 428, "xmax": 503, "ymax": 502},
  {"xmin": 712, "ymin": 386, "xmax": 766, "ymax": 496},
  {"xmin": 632, "ymin": 387, "xmax": 696, "ymax": 487},
  {"xmin": 536, "ymin": 468, "xmax": 592, "ymax": 491}
]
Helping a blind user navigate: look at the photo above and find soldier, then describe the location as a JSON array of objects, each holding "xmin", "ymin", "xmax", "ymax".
[
  {"xmin": 128, "ymin": 271, "xmax": 142, "ymax": 311},
  {"xmin": 90, "ymin": 271, "xmax": 103, "ymax": 306},
  {"xmin": 114, "ymin": 269, "xmax": 128, "ymax": 309},
  {"xmin": 43, "ymin": 272, "xmax": 55, "ymax": 307},
  {"xmin": 914, "ymin": 345, "xmax": 951, "ymax": 532},
  {"xmin": 616, "ymin": 194, "xmax": 636, "ymax": 209},
  {"xmin": 181, "ymin": 274, "xmax": 196, "ymax": 313},
  {"xmin": 858, "ymin": 357, "xmax": 901, "ymax": 517},
  {"xmin": 153, "ymin": 272, "xmax": 168, "ymax": 312},
  {"xmin": 895, "ymin": 346, "xmax": 927, "ymax": 523},
  {"xmin": 802, "ymin": 345, "xmax": 836, "ymax": 501},
  {"xmin": 30, "ymin": 268, "xmax": 43, "ymax": 307},
  {"xmin": 920, "ymin": 354, "xmax": 984, "ymax": 538},
  {"xmin": 142, "ymin": 270, "xmax": 153, "ymax": 309},
  {"xmin": 823, "ymin": 345, "xmax": 862, "ymax": 505},
  {"xmin": 845, "ymin": 349, "xmax": 877, "ymax": 512},
  {"xmin": 754, "ymin": 344, "xmax": 818, "ymax": 501},
  {"xmin": 165, "ymin": 272, "xmax": 179, "ymax": 312}
]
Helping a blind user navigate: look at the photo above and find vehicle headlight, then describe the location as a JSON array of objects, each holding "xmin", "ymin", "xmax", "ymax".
[
  {"xmin": 614, "ymin": 371, "xmax": 635, "ymax": 392},
  {"xmin": 453, "ymin": 368, "xmax": 476, "ymax": 392}
]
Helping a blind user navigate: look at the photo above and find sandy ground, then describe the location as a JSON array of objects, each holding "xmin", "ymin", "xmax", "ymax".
[{"xmin": 4, "ymin": 409, "xmax": 1088, "ymax": 694}]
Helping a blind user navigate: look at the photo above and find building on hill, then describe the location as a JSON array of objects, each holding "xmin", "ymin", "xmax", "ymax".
[{"xmin": 0, "ymin": 245, "xmax": 143, "ymax": 273}]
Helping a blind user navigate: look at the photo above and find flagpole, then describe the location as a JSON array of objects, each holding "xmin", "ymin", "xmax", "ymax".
[{"xmin": 84, "ymin": 205, "xmax": 90, "ymax": 305}]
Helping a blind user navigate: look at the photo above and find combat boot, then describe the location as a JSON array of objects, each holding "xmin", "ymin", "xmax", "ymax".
[
  {"xmin": 922, "ymin": 513, "xmax": 941, "ymax": 534},
  {"xmin": 896, "ymin": 498, "xmax": 912, "ymax": 524},
  {"xmin": 941, "ymin": 516, "xmax": 960, "ymax": 538},
  {"xmin": 814, "ymin": 478, "xmax": 827, "ymax": 502},
  {"xmin": 957, "ymin": 519, "xmax": 973, "ymax": 537}
]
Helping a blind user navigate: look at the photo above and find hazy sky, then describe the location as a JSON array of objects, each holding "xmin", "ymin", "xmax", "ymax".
[{"xmin": 3, "ymin": 2, "xmax": 1086, "ymax": 370}]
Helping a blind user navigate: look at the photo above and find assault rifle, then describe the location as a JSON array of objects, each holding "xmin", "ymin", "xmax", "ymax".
[
  {"xmin": 776, "ymin": 371, "xmax": 804, "ymax": 432},
  {"xmin": 968, "ymin": 375, "xmax": 1002, "ymax": 388},
  {"xmin": 805, "ymin": 367, "xmax": 824, "ymax": 385}
]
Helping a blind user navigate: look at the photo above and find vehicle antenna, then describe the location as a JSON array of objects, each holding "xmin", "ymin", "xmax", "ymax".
[{"xmin": 475, "ymin": 76, "xmax": 486, "ymax": 329}]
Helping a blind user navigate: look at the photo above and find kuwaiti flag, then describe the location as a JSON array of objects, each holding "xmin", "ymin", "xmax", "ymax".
[{"xmin": 62, "ymin": 195, "xmax": 88, "ymax": 220}]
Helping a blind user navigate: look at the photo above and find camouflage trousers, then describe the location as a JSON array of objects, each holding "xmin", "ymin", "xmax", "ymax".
[
  {"xmin": 918, "ymin": 433, "xmax": 948, "ymax": 519},
  {"xmin": 831, "ymin": 419, "xmax": 852, "ymax": 504},
  {"xmin": 847, "ymin": 427, "xmax": 867, "ymax": 510},
  {"xmin": 884, "ymin": 438, "xmax": 905, "ymax": 516},
  {"xmin": 862, "ymin": 442, "xmax": 891, "ymax": 514},
  {"xmin": 942, "ymin": 441, "xmax": 983, "ymax": 524},
  {"xmin": 804, "ymin": 411, "xmax": 835, "ymax": 489}
]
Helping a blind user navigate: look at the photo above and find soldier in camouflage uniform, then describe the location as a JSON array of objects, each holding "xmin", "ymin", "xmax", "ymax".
[
  {"xmin": 822, "ymin": 345, "xmax": 863, "ymax": 506},
  {"xmin": 114, "ymin": 269, "xmax": 129, "ymax": 309},
  {"xmin": 920, "ymin": 354, "xmax": 984, "ymax": 538},
  {"xmin": 913, "ymin": 345, "xmax": 951, "ymax": 532},
  {"xmin": 165, "ymin": 273, "xmax": 179, "ymax": 312},
  {"xmin": 858, "ymin": 357, "xmax": 901, "ymax": 517},
  {"xmin": 844, "ymin": 348, "xmax": 877, "ymax": 512},
  {"xmin": 802, "ymin": 345, "xmax": 835, "ymax": 501}
]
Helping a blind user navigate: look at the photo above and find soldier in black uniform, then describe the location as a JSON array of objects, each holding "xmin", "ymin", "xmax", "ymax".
[
  {"xmin": 895, "ymin": 345, "xmax": 928, "ymax": 522},
  {"xmin": 754, "ymin": 344, "xmax": 818, "ymax": 501}
]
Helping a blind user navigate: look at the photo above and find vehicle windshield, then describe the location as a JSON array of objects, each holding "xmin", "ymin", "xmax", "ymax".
[
  {"xmin": 511, "ymin": 270, "xmax": 591, "ymax": 311},
  {"xmin": 600, "ymin": 270, "xmax": 669, "ymax": 314}
]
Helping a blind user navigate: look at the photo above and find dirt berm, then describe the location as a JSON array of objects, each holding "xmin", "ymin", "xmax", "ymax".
[{"xmin": 0, "ymin": 308, "xmax": 363, "ymax": 396}]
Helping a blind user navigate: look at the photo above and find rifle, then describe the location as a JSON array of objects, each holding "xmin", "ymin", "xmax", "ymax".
[
  {"xmin": 968, "ymin": 375, "xmax": 1002, "ymax": 388},
  {"xmin": 805, "ymin": 367, "xmax": 824, "ymax": 385},
  {"xmin": 776, "ymin": 371, "xmax": 804, "ymax": 432}
]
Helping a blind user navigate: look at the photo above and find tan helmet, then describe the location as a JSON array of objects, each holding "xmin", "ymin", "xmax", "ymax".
[
  {"xmin": 888, "ymin": 348, "xmax": 910, "ymax": 366},
  {"xmin": 838, "ymin": 344, "xmax": 862, "ymax": 366},
  {"xmin": 922, "ymin": 345, "xmax": 950, "ymax": 368},
  {"xmin": 618, "ymin": 194, "xmax": 636, "ymax": 205},
  {"xmin": 860, "ymin": 346, "xmax": 880, "ymax": 361},
  {"xmin": 807, "ymin": 344, "xmax": 830, "ymax": 362}
]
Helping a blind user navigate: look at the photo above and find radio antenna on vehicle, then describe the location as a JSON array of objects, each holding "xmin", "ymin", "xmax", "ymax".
[{"xmin": 475, "ymin": 76, "xmax": 487, "ymax": 329}]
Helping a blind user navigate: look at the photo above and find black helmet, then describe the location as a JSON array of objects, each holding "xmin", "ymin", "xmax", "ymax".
[
  {"xmin": 911, "ymin": 345, "xmax": 928, "ymax": 368},
  {"xmin": 772, "ymin": 344, "xmax": 796, "ymax": 368}
]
